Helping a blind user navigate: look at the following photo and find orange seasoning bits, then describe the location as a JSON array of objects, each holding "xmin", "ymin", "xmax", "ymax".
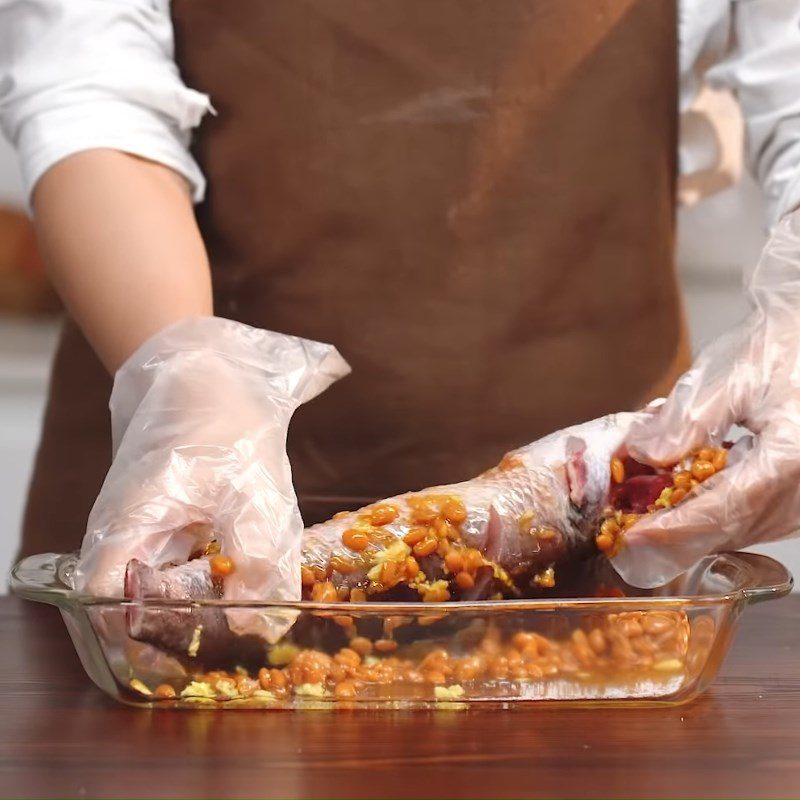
[
  {"xmin": 464, "ymin": 549, "xmax": 484, "ymax": 571},
  {"xmin": 670, "ymin": 487, "xmax": 688, "ymax": 505},
  {"xmin": 691, "ymin": 459, "xmax": 716, "ymax": 482},
  {"xmin": 434, "ymin": 518, "xmax": 455, "ymax": 539},
  {"xmin": 180, "ymin": 604, "xmax": 693, "ymax": 702},
  {"xmin": 422, "ymin": 584, "xmax": 451, "ymax": 603},
  {"xmin": 379, "ymin": 561, "xmax": 400, "ymax": 587},
  {"xmin": 311, "ymin": 581, "xmax": 339, "ymax": 603},
  {"xmin": 369, "ymin": 504, "xmax": 399, "ymax": 526},
  {"xmin": 598, "ymin": 444, "xmax": 730, "ymax": 557},
  {"xmin": 441, "ymin": 497, "xmax": 467, "ymax": 525},
  {"xmin": 595, "ymin": 533, "xmax": 614, "ymax": 553},
  {"xmin": 329, "ymin": 556, "xmax": 355, "ymax": 574},
  {"xmin": 209, "ymin": 554, "xmax": 235, "ymax": 578},
  {"xmin": 444, "ymin": 550, "xmax": 464, "ymax": 574},
  {"xmin": 342, "ymin": 529, "xmax": 370, "ymax": 552},
  {"xmin": 413, "ymin": 537, "xmax": 438, "ymax": 558},
  {"xmin": 403, "ymin": 527, "xmax": 427, "ymax": 546},
  {"xmin": 456, "ymin": 571, "xmax": 475, "ymax": 591},
  {"xmin": 410, "ymin": 501, "xmax": 438, "ymax": 524},
  {"xmin": 301, "ymin": 566, "xmax": 316, "ymax": 587},
  {"xmin": 712, "ymin": 449, "xmax": 728, "ymax": 471},
  {"xmin": 404, "ymin": 556, "xmax": 420, "ymax": 579},
  {"xmin": 350, "ymin": 637, "xmax": 373, "ymax": 656},
  {"xmin": 691, "ymin": 446, "xmax": 727, "ymax": 483},
  {"xmin": 595, "ymin": 517, "xmax": 621, "ymax": 555},
  {"xmin": 334, "ymin": 681, "xmax": 357, "ymax": 699}
]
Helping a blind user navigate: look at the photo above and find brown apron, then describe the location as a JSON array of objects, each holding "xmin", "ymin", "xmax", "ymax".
[{"xmin": 20, "ymin": 0, "xmax": 688, "ymax": 557}]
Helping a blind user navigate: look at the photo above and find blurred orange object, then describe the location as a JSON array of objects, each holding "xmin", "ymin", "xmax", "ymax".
[{"xmin": 0, "ymin": 205, "xmax": 59, "ymax": 315}]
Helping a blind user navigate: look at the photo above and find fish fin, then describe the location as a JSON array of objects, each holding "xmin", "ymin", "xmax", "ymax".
[{"xmin": 565, "ymin": 436, "xmax": 588, "ymax": 507}]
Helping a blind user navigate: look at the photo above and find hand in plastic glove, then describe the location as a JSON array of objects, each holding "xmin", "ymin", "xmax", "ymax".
[
  {"xmin": 74, "ymin": 317, "xmax": 350, "ymax": 616},
  {"xmin": 613, "ymin": 213, "xmax": 800, "ymax": 587},
  {"xmin": 118, "ymin": 409, "xmax": 645, "ymax": 662}
]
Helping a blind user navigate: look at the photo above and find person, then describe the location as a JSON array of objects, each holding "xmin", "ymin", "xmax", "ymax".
[{"xmin": 1, "ymin": 0, "xmax": 799, "ymax": 596}]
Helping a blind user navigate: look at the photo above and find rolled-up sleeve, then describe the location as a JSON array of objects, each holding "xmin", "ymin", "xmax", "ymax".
[
  {"xmin": 0, "ymin": 0, "xmax": 212, "ymax": 205},
  {"xmin": 706, "ymin": 0, "xmax": 800, "ymax": 226}
]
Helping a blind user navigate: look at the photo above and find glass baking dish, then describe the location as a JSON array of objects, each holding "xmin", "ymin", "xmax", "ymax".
[{"xmin": 11, "ymin": 550, "xmax": 791, "ymax": 709}]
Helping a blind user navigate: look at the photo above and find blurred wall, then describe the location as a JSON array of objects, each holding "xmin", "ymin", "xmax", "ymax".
[{"xmin": 0, "ymin": 137, "xmax": 60, "ymax": 585}]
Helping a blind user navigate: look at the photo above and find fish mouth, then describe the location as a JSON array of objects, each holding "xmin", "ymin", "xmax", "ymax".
[
  {"xmin": 483, "ymin": 505, "xmax": 502, "ymax": 562},
  {"xmin": 565, "ymin": 436, "xmax": 589, "ymax": 506}
]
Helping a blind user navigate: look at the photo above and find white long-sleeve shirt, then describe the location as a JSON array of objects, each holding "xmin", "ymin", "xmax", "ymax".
[{"xmin": 1, "ymin": 0, "xmax": 799, "ymax": 225}]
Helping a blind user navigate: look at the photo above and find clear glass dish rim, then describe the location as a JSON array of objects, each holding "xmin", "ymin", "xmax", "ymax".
[{"xmin": 11, "ymin": 550, "xmax": 792, "ymax": 612}]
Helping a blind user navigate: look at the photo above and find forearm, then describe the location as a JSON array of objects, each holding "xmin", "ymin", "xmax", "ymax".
[{"xmin": 32, "ymin": 149, "xmax": 212, "ymax": 372}]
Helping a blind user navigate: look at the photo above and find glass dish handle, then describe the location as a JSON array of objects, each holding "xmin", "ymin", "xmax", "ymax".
[
  {"xmin": 737, "ymin": 552, "xmax": 794, "ymax": 605},
  {"xmin": 10, "ymin": 552, "xmax": 77, "ymax": 607}
]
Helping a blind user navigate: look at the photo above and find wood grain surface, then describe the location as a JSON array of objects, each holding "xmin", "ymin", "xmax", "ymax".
[{"xmin": 1, "ymin": 595, "xmax": 798, "ymax": 799}]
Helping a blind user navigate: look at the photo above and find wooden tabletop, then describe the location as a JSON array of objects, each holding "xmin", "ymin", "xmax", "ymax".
[{"xmin": 1, "ymin": 595, "xmax": 799, "ymax": 800}]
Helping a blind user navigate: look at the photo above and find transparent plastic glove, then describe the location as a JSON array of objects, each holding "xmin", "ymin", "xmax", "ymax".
[
  {"xmin": 613, "ymin": 212, "xmax": 800, "ymax": 587},
  {"xmin": 73, "ymin": 317, "xmax": 351, "ymax": 622}
]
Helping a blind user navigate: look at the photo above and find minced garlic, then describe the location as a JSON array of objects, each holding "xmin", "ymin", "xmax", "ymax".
[
  {"xmin": 268, "ymin": 642, "xmax": 300, "ymax": 666},
  {"xmin": 129, "ymin": 678, "xmax": 152, "ymax": 696},
  {"xmin": 434, "ymin": 685, "xmax": 465, "ymax": 701},
  {"xmin": 413, "ymin": 578, "xmax": 449, "ymax": 596},
  {"xmin": 295, "ymin": 683, "xmax": 327, "ymax": 698},
  {"xmin": 533, "ymin": 567, "xmax": 556, "ymax": 589},
  {"xmin": 215, "ymin": 679, "xmax": 239, "ymax": 699},
  {"xmin": 180, "ymin": 680, "xmax": 216, "ymax": 699},
  {"xmin": 367, "ymin": 540, "xmax": 412, "ymax": 582},
  {"xmin": 491, "ymin": 563, "xmax": 515, "ymax": 591},
  {"xmin": 654, "ymin": 487, "xmax": 674, "ymax": 509},
  {"xmin": 187, "ymin": 624, "xmax": 203, "ymax": 657}
]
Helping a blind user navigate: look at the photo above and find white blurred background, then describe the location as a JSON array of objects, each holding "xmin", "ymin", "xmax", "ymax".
[{"xmin": 0, "ymin": 87, "xmax": 797, "ymax": 590}]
